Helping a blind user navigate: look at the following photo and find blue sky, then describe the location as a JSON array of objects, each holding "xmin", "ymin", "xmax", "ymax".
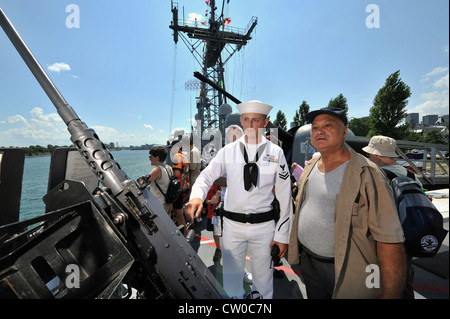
[{"xmin": 0, "ymin": 0, "xmax": 448, "ymax": 147}]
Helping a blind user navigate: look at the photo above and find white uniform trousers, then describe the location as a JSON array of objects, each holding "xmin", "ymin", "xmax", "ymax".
[{"xmin": 222, "ymin": 217, "xmax": 275, "ymax": 299}]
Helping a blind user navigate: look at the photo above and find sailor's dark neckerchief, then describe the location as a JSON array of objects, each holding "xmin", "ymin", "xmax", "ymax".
[{"xmin": 240, "ymin": 141, "xmax": 267, "ymax": 191}]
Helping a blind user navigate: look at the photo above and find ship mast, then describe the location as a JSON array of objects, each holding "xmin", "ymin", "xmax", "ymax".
[{"xmin": 170, "ymin": 0, "xmax": 257, "ymax": 140}]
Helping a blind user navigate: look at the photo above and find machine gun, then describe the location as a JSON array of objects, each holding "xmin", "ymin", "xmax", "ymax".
[{"xmin": 0, "ymin": 8, "xmax": 223, "ymax": 299}]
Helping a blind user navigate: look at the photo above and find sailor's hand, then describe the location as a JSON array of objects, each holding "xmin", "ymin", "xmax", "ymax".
[
  {"xmin": 184, "ymin": 198, "xmax": 203, "ymax": 223},
  {"xmin": 270, "ymin": 241, "xmax": 288, "ymax": 258}
]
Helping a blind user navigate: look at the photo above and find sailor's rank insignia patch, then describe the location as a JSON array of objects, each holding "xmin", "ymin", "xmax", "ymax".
[{"xmin": 278, "ymin": 164, "xmax": 289, "ymax": 180}]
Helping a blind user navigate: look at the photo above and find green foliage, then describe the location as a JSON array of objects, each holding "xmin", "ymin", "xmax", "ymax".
[
  {"xmin": 293, "ymin": 100, "xmax": 310, "ymax": 127},
  {"xmin": 349, "ymin": 116, "xmax": 371, "ymax": 137},
  {"xmin": 0, "ymin": 145, "xmax": 71, "ymax": 157},
  {"xmin": 327, "ymin": 93, "xmax": 349, "ymax": 116},
  {"xmin": 404, "ymin": 128, "xmax": 447, "ymax": 144},
  {"xmin": 280, "ymin": 69, "xmax": 446, "ymax": 144},
  {"xmin": 369, "ymin": 70, "xmax": 411, "ymax": 139},
  {"xmin": 425, "ymin": 128, "xmax": 447, "ymax": 144},
  {"xmin": 286, "ymin": 70, "xmax": 446, "ymax": 145},
  {"xmin": 273, "ymin": 110, "xmax": 288, "ymax": 130}
]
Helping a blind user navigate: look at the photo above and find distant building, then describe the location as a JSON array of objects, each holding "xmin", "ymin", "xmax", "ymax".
[
  {"xmin": 422, "ymin": 115, "xmax": 439, "ymax": 127},
  {"xmin": 405, "ymin": 113, "xmax": 419, "ymax": 128},
  {"xmin": 436, "ymin": 114, "xmax": 449, "ymax": 125}
]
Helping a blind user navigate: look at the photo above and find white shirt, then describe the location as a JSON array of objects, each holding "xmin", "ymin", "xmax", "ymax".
[
  {"xmin": 149, "ymin": 165, "xmax": 172, "ymax": 204},
  {"xmin": 297, "ymin": 160, "xmax": 349, "ymax": 258},
  {"xmin": 190, "ymin": 135, "xmax": 293, "ymax": 243}
]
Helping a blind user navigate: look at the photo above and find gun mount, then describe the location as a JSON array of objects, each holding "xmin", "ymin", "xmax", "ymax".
[{"xmin": 0, "ymin": 8, "xmax": 223, "ymax": 299}]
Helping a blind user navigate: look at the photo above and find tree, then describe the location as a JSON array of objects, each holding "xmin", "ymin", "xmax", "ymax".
[
  {"xmin": 273, "ymin": 110, "xmax": 288, "ymax": 130},
  {"xmin": 402, "ymin": 126, "xmax": 423, "ymax": 142},
  {"xmin": 349, "ymin": 116, "xmax": 371, "ymax": 137},
  {"xmin": 402, "ymin": 128, "xmax": 447, "ymax": 144},
  {"xmin": 369, "ymin": 70, "xmax": 411, "ymax": 139},
  {"xmin": 327, "ymin": 93, "xmax": 349, "ymax": 116},
  {"xmin": 47, "ymin": 144, "xmax": 58, "ymax": 153},
  {"xmin": 293, "ymin": 100, "xmax": 310, "ymax": 127},
  {"xmin": 423, "ymin": 129, "xmax": 446, "ymax": 145}
]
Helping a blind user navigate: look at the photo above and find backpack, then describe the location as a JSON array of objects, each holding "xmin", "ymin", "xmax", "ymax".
[
  {"xmin": 154, "ymin": 165, "xmax": 182, "ymax": 204},
  {"xmin": 384, "ymin": 169, "xmax": 448, "ymax": 258}
]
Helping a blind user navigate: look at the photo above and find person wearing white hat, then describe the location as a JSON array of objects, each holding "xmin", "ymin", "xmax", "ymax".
[
  {"xmin": 186, "ymin": 100, "xmax": 293, "ymax": 298},
  {"xmin": 223, "ymin": 123, "xmax": 253, "ymax": 284},
  {"xmin": 363, "ymin": 135, "xmax": 421, "ymax": 299},
  {"xmin": 362, "ymin": 135, "xmax": 422, "ymax": 187}
]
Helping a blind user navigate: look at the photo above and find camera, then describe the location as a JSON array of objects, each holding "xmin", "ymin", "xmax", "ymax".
[{"xmin": 270, "ymin": 244, "xmax": 281, "ymax": 266}]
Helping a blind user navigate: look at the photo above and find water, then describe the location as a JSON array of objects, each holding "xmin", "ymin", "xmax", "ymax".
[
  {"xmin": 20, "ymin": 155, "xmax": 51, "ymax": 221},
  {"xmin": 19, "ymin": 149, "xmax": 153, "ymax": 221}
]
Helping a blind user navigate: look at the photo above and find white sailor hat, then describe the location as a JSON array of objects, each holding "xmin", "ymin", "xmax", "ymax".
[{"xmin": 236, "ymin": 100, "xmax": 273, "ymax": 116}]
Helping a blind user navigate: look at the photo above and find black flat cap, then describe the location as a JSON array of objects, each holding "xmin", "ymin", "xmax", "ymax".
[{"xmin": 305, "ymin": 107, "xmax": 348, "ymax": 126}]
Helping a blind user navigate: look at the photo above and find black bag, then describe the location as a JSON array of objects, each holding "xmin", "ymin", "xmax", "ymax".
[
  {"xmin": 155, "ymin": 166, "xmax": 181, "ymax": 204},
  {"xmin": 387, "ymin": 173, "xmax": 448, "ymax": 258}
]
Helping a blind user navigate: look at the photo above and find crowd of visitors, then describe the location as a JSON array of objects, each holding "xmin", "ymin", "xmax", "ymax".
[{"xmin": 146, "ymin": 103, "xmax": 424, "ymax": 299}]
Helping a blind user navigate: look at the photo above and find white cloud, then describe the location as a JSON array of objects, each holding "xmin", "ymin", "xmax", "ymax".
[
  {"xmin": 0, "ymin": 107, "xmax": 68, "ymax": 146},
  {"xmin": 48, "ymin": 62, "xmax": 71, "ymax": 72},
  {"xmin": 433, "ymin": 73, "xmax": 449, "ymax": 90},
  {"xmin": 91, "ymin": 126, "xmax": 120, "ymax": 139},
  {"xmin": 421, "ymin": 66, "xmax": 448, "ymax": 82},
  {"xmin": 1, "ymin": 108, "xmax": 170, "ymax": 147},
  {"xmin": 0, "ymin": 114, "xmax": 27, "ymax": 124},
  {"xmin": 30, "ymin": 107, "xmax": 62, "ymax": 122},
  {"xmin": 186, "ymin": 13, "xmax": 204, "ymax": 24},
  {"xmin": 413, "ymin": 90, "xmax": 449, "ymax": 115},
  {"xmin": 91, "ymin": 125, "xmax": 137, "ymax": 143},
  {"xmin": 409, "ymin": 66, "xmax": 449, "ymax": 118}
]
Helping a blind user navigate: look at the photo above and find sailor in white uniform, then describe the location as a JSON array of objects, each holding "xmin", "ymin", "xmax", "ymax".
[{"xmin": 186, "ymin": 100, "xmax": 293, "ymax": 298}]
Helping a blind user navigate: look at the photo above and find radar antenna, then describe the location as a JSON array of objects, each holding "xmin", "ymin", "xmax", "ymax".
[{"xmin": 170, "ymin": 0, "xmax": 257, "ymax": 137}]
